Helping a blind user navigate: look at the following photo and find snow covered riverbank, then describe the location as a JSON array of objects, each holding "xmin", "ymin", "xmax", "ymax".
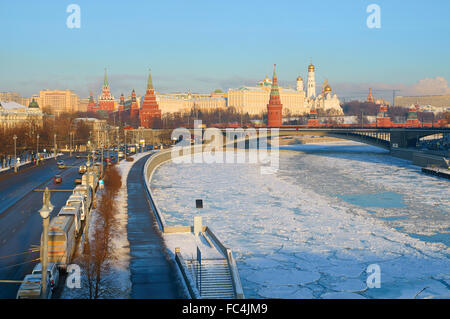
[{"xmin": 151, "ymin": 142, "xmax": 449, "ymax": 299}]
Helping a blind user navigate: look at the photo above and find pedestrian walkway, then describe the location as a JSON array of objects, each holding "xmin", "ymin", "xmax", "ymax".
[{"xmin": 126, "ymin": 154, "xmax": 184, "ymax": 298}]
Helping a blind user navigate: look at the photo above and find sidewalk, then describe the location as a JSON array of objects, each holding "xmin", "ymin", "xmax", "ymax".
[{"xmin": 126, "ymin": 154, "xmax": 185, "ymax": 298}]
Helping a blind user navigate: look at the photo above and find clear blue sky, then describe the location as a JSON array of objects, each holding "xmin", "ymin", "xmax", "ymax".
[{"xmin": 1, "ymin": 0, "xmax": 449, "ymax": 101}]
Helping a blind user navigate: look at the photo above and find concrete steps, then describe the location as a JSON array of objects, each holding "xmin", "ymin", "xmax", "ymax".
[{"xmin": 186, "ymin": 259, "xmax": 236, "ymax": 299}]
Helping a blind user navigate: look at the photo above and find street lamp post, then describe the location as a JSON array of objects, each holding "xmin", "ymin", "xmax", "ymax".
[
  {"xmin": 13, "ymin": 135, "xmax": 17, "ymax": 173},
  {"xmin": 70, "ymin": 132, "xmax": 73, "ymax": 158},
  {"xmin": 39, "ymin": 187, "xmax": 54, "ymax": 299},
  {"xmin": 36, "ymin": 134, "xmax": 40, "ymax": 166},
  {"xmin": 54, "ymin": 134, "xmax": 57, "ymax": 160}
]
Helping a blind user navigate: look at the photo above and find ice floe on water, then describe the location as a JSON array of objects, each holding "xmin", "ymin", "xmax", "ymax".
[{"xmin": 151, "ymin": 142, "xmax": 449, "ymax": 299}]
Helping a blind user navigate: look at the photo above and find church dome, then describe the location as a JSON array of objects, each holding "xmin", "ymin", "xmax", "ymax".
[
  {"xmin": 308, "ymin": 63, "xmax": 315, "ymax": 72},
  {"xmin": 28, "ymin": 98, "xmax": 39, "ymax": 109},
  {"xmin": 324, "ymin": 84, "xmax": 332, "ymax": 92},
  {"xmin": 297, "ymin": 76, "xmax": 303, "ymax": 81}
]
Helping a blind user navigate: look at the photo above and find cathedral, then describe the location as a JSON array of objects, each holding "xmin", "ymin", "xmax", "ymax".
[{"xmin": 302, "ymin": 61, "xmax": 342, "ymax": 114}]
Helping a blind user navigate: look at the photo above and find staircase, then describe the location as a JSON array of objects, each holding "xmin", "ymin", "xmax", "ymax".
[{"xmin": 186, "ymin": 259, "xmax": 236, "ymax": 299}]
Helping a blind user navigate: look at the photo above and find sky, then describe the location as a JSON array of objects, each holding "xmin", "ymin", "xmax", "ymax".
[{"xmin": 1, "ymin": 0, "xmax": 450, "ymax": 102}]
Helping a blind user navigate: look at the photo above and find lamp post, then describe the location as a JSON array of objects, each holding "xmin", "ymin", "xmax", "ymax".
[
  {"xmin": 13, "ymin": 135, "xmax": 17, "ymax": 173},
  {"xmin": 54, "ymin": 134, "xmax": 57, "ymax": 160},
  {"xmin": 36, "ymin": 134, "xmax": 40, "ymax": 166},
  {"xmin": 69, "ymin": 132, "xmax": 73, "ymax": 158},
  {"xmin": 39, "ymin": 187, "xmax": 54, "ymax": 299}
]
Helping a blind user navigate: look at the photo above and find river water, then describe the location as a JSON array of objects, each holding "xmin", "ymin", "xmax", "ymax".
[{"xmin": 151, "ymin": 141, "xmax": 450, "ymax": 299}]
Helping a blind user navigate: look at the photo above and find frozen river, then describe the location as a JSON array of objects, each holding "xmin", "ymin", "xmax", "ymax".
[{"xmin": 151, "ymin": 142, "xmax": 450, "ymax": 299}]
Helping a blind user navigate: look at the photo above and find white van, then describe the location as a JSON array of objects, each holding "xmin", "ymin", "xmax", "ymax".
[
  {"xmin": 73, "ymin": 185, "xmax": 93, "ymax": 210},
  {"xmin": 66, "ymin": 194, "xmax": 87, "ymax": 221}
]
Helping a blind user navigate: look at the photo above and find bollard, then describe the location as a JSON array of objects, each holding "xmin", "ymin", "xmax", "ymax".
[{"xmin": 193, "ymin": 216, "xmax": 202, "ymax": 235}]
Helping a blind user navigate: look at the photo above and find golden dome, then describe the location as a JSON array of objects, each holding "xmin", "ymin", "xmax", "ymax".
[
  {"xmin": 324, "ymin": 84, "xmax": 332, "ymax": 92},
  {"xmin": 297, "ymin": 76, "xmax": 303, "ymax": 81},
  {"xmin": 308, "ymin": 63, "xmax": 315, "ymax": 72}
]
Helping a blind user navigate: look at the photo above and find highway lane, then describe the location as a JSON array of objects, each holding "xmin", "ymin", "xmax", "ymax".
[
  {"xmin": 0, "ymin": 154, "xmax": 87, "ymax": 299},
  {"xmin": 0, "ymin": 155, "xmax": 86, "ymax": 216}
]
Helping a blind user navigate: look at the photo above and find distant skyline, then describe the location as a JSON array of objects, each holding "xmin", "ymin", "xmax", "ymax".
[{"xmin": 1, "ymin": 0, "xmax": 450, "ymax": 102}]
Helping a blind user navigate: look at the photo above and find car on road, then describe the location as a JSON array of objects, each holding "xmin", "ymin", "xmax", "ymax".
[
  {"xmin": 118, "ymin": 151, "xmax": 124, "ymax": 158},
  {"xmin": 31, "ymin": 263, "xmax": 60, "ymax": 291},
  {"xmin": 16, "ymin": 274, "xmax": 52, "ymax": 299},
  {"xmin": 78, "ymin": 165, "xmax": 87, "ymax": 174},
  {"xmin": 53, "ymin": 175, "xmax": 62, "ymax": 184},
  {"xmin": 57, "ymin": 160, "xmax": 66, "ymax": 169},
  {"xmin": 74, "ymin": 177, "xmax": 82, "ymax": 184}
]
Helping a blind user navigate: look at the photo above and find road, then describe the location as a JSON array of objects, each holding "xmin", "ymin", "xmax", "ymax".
[{"xmin": 0, "ymin": 154, "xmax": 87, "ymax": 299}]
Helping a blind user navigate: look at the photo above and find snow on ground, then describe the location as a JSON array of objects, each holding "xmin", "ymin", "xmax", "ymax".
[
  {"xmin": 151, "ymin": 142, "xmax": 449, "ymax": 299},
  {"xmin": 164, "ymin": 232, "xmax": 224, "ymax": 260},
  {"xmin": 60, "ymin": 152, "xmax": 150, "ymax": 298}
]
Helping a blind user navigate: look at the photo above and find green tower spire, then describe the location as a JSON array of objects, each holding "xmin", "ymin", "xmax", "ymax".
[
  {"xmin": 104, "ymin": 68, "xmax": 108, "ymax": 86},
  {"xmin": 147, "ymin": 69, "xmax": 153, "ymax": 90},
  {"xmin": 270, "ymin": 64, "xmax": 279, "ymax": 96}
]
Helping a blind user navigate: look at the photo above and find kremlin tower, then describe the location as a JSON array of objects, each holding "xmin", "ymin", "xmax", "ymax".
[
  {"xmin": 98, "ymin": 68, "xmax": 115, "ymax": 112},
  {"xmin": 118, "ymin": 93, "xmax": 125, "ymax": 112},
  {"xmin": 129, "ymin": 89, "xmax": 140, "ymax": 125},
  {"xmin": 267, "ymin": 64, "xmax": 283, "ymax": 127},
  {"xmin": 139, "ymin": 70, "xmax": 162, "ymax": 128},
  {"xmin": 376, "ymin": 104, "xmax": 391, "ymax": 127},
  {"xmin": 87, "ymin": 91, "xmax": 96, "ymax": 113},
  {"xmin": 406, "ymin": 105, "xmax": 420, "ymax": 127},
  {"xmin": 307, "ymin": 107, "xmax": 319, "ymax": 127},
  {"xmin": 118, "ymin": 93, "xmax": 125, "ymax": 124},
  {"xmin": 367, "ymin": 88, "xmax": 374, "ymax": 103}
]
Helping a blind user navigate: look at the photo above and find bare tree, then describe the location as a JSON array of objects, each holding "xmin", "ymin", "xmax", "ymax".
[{"xmin": 80, "ymin": 165, "xmax": 122, "ymax": 299}]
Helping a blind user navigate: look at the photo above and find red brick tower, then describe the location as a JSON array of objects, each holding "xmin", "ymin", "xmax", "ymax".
[
  {"xmin": 118, "ymin": 93, "xmax": 125, "ymax": 112},
  {"xmin": 87, "ymin": 91, "xmax": 96, "ymax": 113},
  {"xmin": 129, "ymin": 89, "xmax": 139, "ymax": 123},
  {"xmin": 376, "ymin": 105, "xmax": 391, "ymax": 127},
  {"xmin": 139, "ymin": 70, "xmax": 162, "ymax": 128},
  {"xmin": 118, "ymin": 93, "xmax": 125, "ymax": 123},
  {"xmin": 307, "ymin": 108, "xmax": 319, "ymax": 127},
  {"xmin": 367, "ymin": 88, "xmax": 374, "ymax": 103},
  {"xmin": 406, "ymin": 105, "xmax": 420, "ymax": 127},
  {"xmin": 267, "ymin": 64, "xmax": 283, "ymax": 127},
  {"xmin": 98, "ymin": 68, "xmax": 115, "ymax": 112}
]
